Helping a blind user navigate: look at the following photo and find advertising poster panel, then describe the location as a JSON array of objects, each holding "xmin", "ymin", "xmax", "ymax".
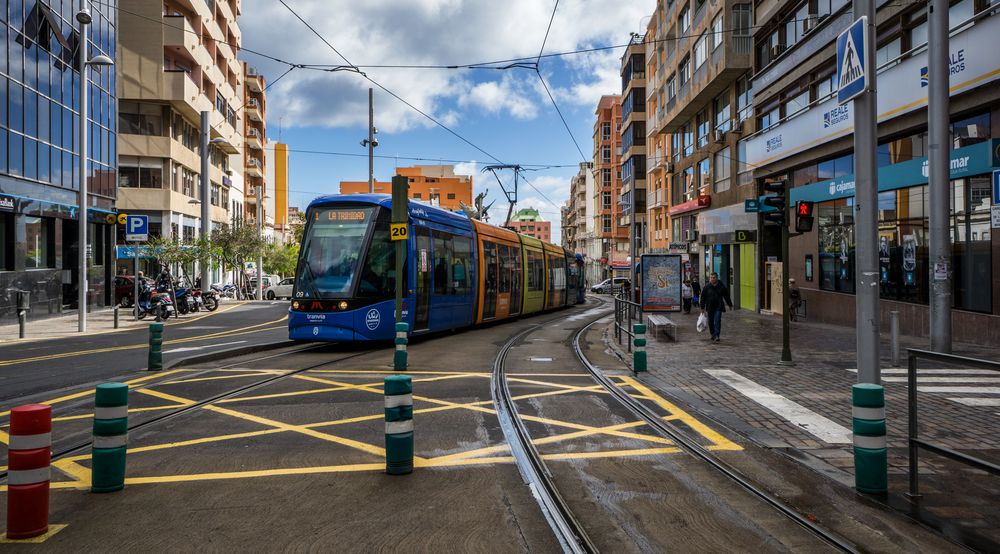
[{"xmin": 641, "ymin": 254, "xmax": 682, "ymax": 312}]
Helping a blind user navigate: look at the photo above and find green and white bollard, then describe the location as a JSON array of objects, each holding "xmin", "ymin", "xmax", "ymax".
[
  {"xmin": 393, "ymin": 322, "xmax": 408, "ymax": 371},
  {"xmin": 384, "ymin": 375, "xmax": 413, "ymax": 475},
  {"xmin": 148, "ymin": 322, "xmax": 163, "ymax": 372},
  {"xmin": 92, "ymin": 383, "xmax": 128, "ymax": 493},
  {"xmin": 852, "ymin": 383, "xmax": 887, "ymax": 494},
  {"xmin": 633, "ymin": 323, "xmax": 647, "ymax": 373}
]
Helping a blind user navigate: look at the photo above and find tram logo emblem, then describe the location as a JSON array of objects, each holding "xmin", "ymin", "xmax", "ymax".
[
  {"xmin": 366, "ymin": 309, "xmax": 381, "ymax": 330},
  {"xmin": 312, "ymin": 327, "xmax": 320, "ymax": 336}
]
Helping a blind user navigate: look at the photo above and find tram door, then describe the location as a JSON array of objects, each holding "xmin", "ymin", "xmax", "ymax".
[
  {"xmin": 482, "ymin": 241, "xmax": 498, "ymax": 320},
  {"xmin": 415, "ymin": 226, "xmax": 432, "ymax": 331}
]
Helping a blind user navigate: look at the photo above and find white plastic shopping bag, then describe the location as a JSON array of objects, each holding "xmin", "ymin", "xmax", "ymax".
[{"xmin": 696, "ymin": 312, "xmax": 708, "ymax": 333}]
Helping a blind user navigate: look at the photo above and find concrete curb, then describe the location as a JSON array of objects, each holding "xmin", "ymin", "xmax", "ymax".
[{"xmin": 163, "ymin": 339, "xmax": 300, "ymax": 370}]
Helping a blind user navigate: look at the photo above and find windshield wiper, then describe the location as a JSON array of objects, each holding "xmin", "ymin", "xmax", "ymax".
[{"xmin": 298, "ymin": 239, "xmax": 323, "ymax": 299}]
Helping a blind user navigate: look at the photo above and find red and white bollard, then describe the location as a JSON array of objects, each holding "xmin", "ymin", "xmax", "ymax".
[{"xmin": 5, "ymin": 404, "xmax": 52, "ymax": 540}]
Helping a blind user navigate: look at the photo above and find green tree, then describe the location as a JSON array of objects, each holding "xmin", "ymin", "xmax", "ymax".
[
  {"xmin": 210, "ymin": 224, "xmax": 267, "ymax": 298},
  {"xmin": 263, "ymin": 242, "xmax": 299, "ymax": 277}
]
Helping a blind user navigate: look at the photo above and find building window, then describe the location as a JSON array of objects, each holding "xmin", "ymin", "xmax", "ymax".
[
  {"xmin": 118, "ymin": 158, "xmax": 163, "ymax": 188},
  {"xmin": 818, "ymin": 198, "xmax": 856, "ymax": 294},
  {"xmin": 758, "ymin": 106, "xmax": 780, "ymax": 130},
  {"xmin": 736, "ymin": 74, "xmax": 753, "ymax": 122},
  {"xmin": 602, "ymin": 191, "xmax": 612, "ymax": 209},
  {"xmin": 785, "ymin": 89, "xmax": 810, "ymax": 117},
  {"xmin": 0, "ymin": 213, "xmax": 14, "ymax": 270},
  {"xmin": 712, "ymin": 14, "xmax": 724, "ymax": 50},
  {"xmin": 694, "ymin": 33, "xmax": 708, "ymax": 68},
  {"xmin": 602, "ymin": 146, "xmax": 611, "ymax": 162},
  {"xmin": 666, "ymin": 74, "xmax": 676, "ymax": 101},
  {"xmin": 696, "ymin": 158, "xmax": 711, "ymax": 192},
  {"xmin": 680, "ymin": 6, "xmax": 690, "ymax": 31},
  {"xmin": 601, "ymin": 122, "xmax": 611, "ymax": 140},
  {"xmin": 682, "ymin": 122, "xmax": 694, "ymax": 157},
  {"xmin": 413, "ymin": 193, "xmax": 422, "ymax": 199},
  {"xmin": 679, "ymin": 56, "xmax": 691, "ymax": 85},
  {"xmin": 447, "ymin": 193, "xmax": 456, "ymax": 200},
  {"xmin": 119, "ymin": 102, "xmax": 163, "ymax": 136},
  {"xmin": 714, "ymin": 93, "xmax": 731, "ymax": 133},
  {"xmin": 25, "ymin": 216, "xmax": 54, "ymax": 269},
  {"xmin": 713, "ymin": 148, "xmax": 730, "ymax": 193},
  {"xmin": 602, "ymin": 215, "xmax": 612, "ymax": 233},
  {"xmin": 682, "ymin": 166, "xmax": 695, "ymax": 201},
  {"xmin": 602, "ymin": 168, "xmax": 612, "ymax": 185},
  {"xmin": 815, "ymin": 72, "xmax": 837, "ymax": 101},
  {"xmin": 696, "ymin": 111, "xmax": 710, "ymax": 148}
]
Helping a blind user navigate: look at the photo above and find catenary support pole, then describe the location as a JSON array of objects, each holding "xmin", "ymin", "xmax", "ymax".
[
  {"xmin": 77, "ymin": 5, "xmax": 89, "ymax": 333},
  {"xmin": 928, "ymin": 0, "xmax": 952, "ymax": 353},
  {"xmin": 256, "ymin": 184, "xmax": 263, "ymax": 302},
  {"xmin": 853, "ymin": 0, "xmax": 880, "ymax": 385},
  {"xmin": 200, "ymin": 111, "xmax": 211, "ymax": 288},
  {"xmin": 368, "ymin": 88, "xmax": 375, "ymax": 193}
]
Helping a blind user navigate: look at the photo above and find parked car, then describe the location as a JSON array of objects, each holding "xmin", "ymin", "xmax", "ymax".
[
  {"xmin": 265, "ymin": 277, "xmax": 295, "ymax": 300},
  {"xmin": 591, "ymin": 277, "xmax": 630, "ymax": 294},
  {"xmin": 248, "ymin": 274, "xmax": 281, "ymax": 298},
  {"xmin": 114, "ymin": 275, "xmax": 136, "ymax": 307}
]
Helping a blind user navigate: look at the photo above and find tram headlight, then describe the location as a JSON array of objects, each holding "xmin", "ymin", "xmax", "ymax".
[
  {"xmin": 338, "ymin": 301, "xmax": 348, "ymax": 310},
  {"xmin": 292, "ymin": 301, "xmax": 300, "ymax": 310}
]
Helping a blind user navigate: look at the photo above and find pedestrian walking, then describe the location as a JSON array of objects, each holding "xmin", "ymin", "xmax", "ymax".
[
  {"xmin": 681, "ymin": 280, "xmax": 694, "ymax": 314},
  {"xmin": 698, "ymin": 272, "xmax": 733, "ymax": 342}
]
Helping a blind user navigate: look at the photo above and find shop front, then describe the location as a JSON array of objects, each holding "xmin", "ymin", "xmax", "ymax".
[
  {"xmin": 785, "ymin": 139, "xmax": 1000, "ymax": 344},
  {"xmin": 697, "ymin": 203, "xmax": 758, "ymax": 311}
]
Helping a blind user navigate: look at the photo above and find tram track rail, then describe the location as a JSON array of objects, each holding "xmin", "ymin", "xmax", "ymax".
[
  {"xmin": 0, "ymin": 343, "xmax": 377, "ymax": 482},
  {"xmin": 570, "ymin": 316, "xmax": 861, "ymax": 554}
]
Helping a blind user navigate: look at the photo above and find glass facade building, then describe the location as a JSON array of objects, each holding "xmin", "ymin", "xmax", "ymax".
[{"xmin": 0, "ymin": 0, "xmax": 116, "ymax": 321}]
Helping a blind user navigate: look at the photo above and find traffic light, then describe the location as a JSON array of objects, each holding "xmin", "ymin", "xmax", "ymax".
[
  {"xmin": 762, "ymin": 181, "xmax": 787, "ymax": 226},
  {"xmin": 795, "ymin": 201, "xmax": 815, "ymax": 233}
]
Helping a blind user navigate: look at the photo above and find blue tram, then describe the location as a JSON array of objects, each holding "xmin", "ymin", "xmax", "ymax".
[{"xmin": 288, "ymin": 194, "xmax": 583, "ymax": 341}]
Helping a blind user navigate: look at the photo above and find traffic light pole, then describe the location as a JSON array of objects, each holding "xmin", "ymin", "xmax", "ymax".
[
  {"xmin": 779, "ymin": 205, "xmax": 793, "ymax": 365},
  {"xmin": 391, "ymin": 175, "xmax": 409, "ymax": 323}
]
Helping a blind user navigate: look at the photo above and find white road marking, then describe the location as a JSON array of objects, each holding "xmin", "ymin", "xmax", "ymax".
[
  {"xmin": 164, "ymin": 341, "xmax": 247, "ymax": 354},
  {"xmin": 706, "ymin": 369, "xmax": 853, "ymax": 444},
  {"xmin": 847, "ymin": 368, "xmax": 998, "ymax": 376},
  {"xmin": 917, "ymin": 387, "xmax": 1000, "ymax": 394},
  {"xmin": 881, "ymin": 377, "xmax": 1000, "ymax": 384},
  {"xmin": 947, "ymin": 398, "xmax": 1000, "ymax": 407},
  {"xmin": 529, "ymin": 357, "xmax": 553, "ymax": 362}
]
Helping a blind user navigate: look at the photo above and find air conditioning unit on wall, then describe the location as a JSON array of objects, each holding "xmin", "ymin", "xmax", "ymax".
[
  {"xmin": 713, "ymin": 130, "xmax": 726, "ymax": 144},
  {"xmin": 683, "ymin": 229, "xmax": 698, "ymax": 241}
]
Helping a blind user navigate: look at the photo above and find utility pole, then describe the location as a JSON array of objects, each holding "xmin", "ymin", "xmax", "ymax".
[
  {"xmin": 368, "ymin": 88, "xmax": 375, "ymax": 193},
  {"xmin": 853, "ymin": 2, "xmax": 881, "ymax": 384},
  {"xmin": 928, "ymin": 0, "xmax": 951, "ymax": 352},
  {"xmin": 200, "ymin": 111, "xmax": 211, "ymax": 288},
  {"xmin": 629, "ymin": 184, "xmax": 638, "ymax": 304},
  {"xmin": 256, "ymin": 184, "xmax": 264, "ymax": 302},
  {"xmin": 76, "ymin": 5, "xmax": 90, "ymax": 333}
]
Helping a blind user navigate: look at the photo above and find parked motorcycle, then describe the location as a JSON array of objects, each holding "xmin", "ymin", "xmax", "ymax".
[
  {"xmin": 135, "ymin": 281, "xmax": 174, "ymax": 321},
  {"xmin": 211, "ymin": 283, "xmax": 237, "ymax": 299},
  {"xmin": 195, "ymin": 287, "xmax": 219, "ymax": 312},
  {"xmin": 173, "ymin": 282, "xmax": 199, "ymax": 315}
]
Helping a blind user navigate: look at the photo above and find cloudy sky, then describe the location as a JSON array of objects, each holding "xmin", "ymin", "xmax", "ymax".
[{"xmin": 240, "ymin": 0, "xmax": 656, "ymax": 242}]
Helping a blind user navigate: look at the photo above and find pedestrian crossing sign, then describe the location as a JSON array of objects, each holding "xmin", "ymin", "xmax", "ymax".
[{"xmin": 837, "ymin": 17, "xmax": 868, "ymax": 105}]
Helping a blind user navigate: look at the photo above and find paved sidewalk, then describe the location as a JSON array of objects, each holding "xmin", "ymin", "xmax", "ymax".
[
  {"xmin": 606, "ymin": 308, "xmax": 1000, "ymax": 548},
  {"xmin": 0, "ymin": 299, "xmax": 246, "ymax": 343}
]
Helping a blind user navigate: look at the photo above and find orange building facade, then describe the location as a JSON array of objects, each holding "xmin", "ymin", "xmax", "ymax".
[
  {"xmin": 593, "ymin": 95, "xmax": 624, "ymax": 277},
  {"xmin": 340, "ymin": 165, "xmax": 473, "ymax": 212}
]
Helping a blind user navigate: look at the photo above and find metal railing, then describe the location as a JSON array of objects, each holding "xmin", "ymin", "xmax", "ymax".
[
  {"xmin": 614, "ymin": 292, "xmax": 642, "ymax": 352},
  {"xmin": 907, "ymin": 348, "xmax": 1000, "ymax": 498}
]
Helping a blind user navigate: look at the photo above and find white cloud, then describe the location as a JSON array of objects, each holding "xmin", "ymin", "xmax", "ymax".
[{"xmin": 240, "ymin": 0, "xmax": 655, "ymax": 132}]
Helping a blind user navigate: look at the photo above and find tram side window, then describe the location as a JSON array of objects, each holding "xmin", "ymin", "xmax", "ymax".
[
  {"xmin": 499, "ymin": 245, "xmax": 512, "ymax": 294},
  {"xmin": 452, "ymin": 235, "xmax": 472, "ymax": 296},
  {"xmin": 512, "ymin": 247, "xmax": 522, "ymax": 294},
  {"xmin": 527, "ymin": 250, "xmax": 544, "ymax": 292},
  {"xmin": 433, "ymin": 232, "xmax": 452, "ymax": 295},
  {"xmin": 358, "ymin": 213, "xmax": 396, "ymax": 297},
  {"xmin": 484, "ymin": 241, "xmax": 499, "ymax": 292}
]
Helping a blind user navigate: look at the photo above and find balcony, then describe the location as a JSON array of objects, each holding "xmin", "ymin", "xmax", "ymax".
[
  {"xmin": 163, "ymin": 16, "xmax": 201, "ymax": 60},
  {"xmin": 163, "ymin": 70, "xmax": 212, "ymax": 121},
  {"xmin": 656, "ymin": 38, "xmax": 751, "ymax": 135},
  {"xmin": 246, "ymin": 157, "xmax": 263, "ymax": 178},
  {"xmin": 247, "ymin": 72, "xmax": 264, "ymax": 94},
  {"xmin": 246, "ymin": 127, "xmax": 263, "ymax": 150},
  {"xmin": 246, "ymin": 97, "xmax": 262, "ymax": 122}
]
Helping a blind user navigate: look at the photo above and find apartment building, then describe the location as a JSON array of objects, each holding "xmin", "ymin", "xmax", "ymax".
[
  {"xmin": 593, "ymin": 95, "xmax": 624, "ymax": 280},
  {"xmin": 647, "ymin": 0, "xmax": 757, "ymax": 309},
  {"xmin": 744, "ymin": 0, "xmax": 1000, "ymax": 344},
  {"xmin": 267, "ymin": 141, "xmax": 290, "ymax": 241},
  {"xmin": 560, "ymin": 201, "xmax": 574, "ymax": 250},
  {"xmin": 117, "ymin": 0, "xmax": 246, "ymax": 281},
  {"xmin": 620, "ymin": 35, "xmax": 648, "ymax": 266},
  {"xmin": 244, "ymin": 63, "xmax": 265, "ymax": 228},
  {"xmin": 508, "ymin": 207, "xmax": 551, "ymax": 242},
  {"xmin": 0, "ymin": 0, "xmax": 118, "ymax": 320},
  {"xmin": 562, "ymin": 162, "xmax": 601, "ymax": 284},
  {"xmin": 644, "ymin": 8, "xmax": 673, "ymax": 254},
  {"xmin": 340, "ymin": 165, "xmax": 473, "ymax": 212}
]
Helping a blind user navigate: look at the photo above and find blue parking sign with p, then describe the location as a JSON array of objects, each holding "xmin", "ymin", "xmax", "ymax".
[{"xmin": 125, "ymin": 215, "xmax": 149, "ymax": 241}]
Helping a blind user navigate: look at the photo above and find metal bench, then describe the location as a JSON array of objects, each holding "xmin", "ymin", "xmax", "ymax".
[{"xmin": 646, "ymin": 314, "xmax": 677, "ymax": 341}]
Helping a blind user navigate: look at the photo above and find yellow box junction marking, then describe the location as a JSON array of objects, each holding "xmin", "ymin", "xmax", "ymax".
[
  {"xmin": 0, "ymin": 524, "xmax": 68, "ymax": 543},
  {"xmin": 0, "ymin": 369, "xmax": 741, "ymax": 491}
]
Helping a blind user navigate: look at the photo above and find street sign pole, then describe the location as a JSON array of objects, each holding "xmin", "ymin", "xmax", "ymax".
[
  {"xmin": 391, "ymin": 175, "xmax": 409, "ymax": 324},
  {"xmin": 928, "ymin": 0, "xmax": 952, "ymax": 353},
  {"xmin": 134, "ymin": 241, "xmax": 139, "ymax": 321},
  {"xmin": 841, "ymin": 11, "xmax": 880, "ymax": 385}
]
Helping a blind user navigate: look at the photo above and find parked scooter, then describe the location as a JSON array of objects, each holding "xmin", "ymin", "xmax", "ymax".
[
  {"xmin": 195, "ymin": 287, "xmax": 219, "ymax": 311},
  {"xmin": 135, "ymin": 280, "xmax": 174, "ymax": 321},
  {"xmin": 173, "ymin": 281, "xmax": 199, "ymax": 315}
]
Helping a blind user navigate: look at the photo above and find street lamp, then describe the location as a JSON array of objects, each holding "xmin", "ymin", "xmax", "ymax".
[{"xmin": 77, "ymin": 3, "xmax": 114, "ymax": 333}]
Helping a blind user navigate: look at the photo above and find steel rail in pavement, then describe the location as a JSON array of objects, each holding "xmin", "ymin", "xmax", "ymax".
[{"xmin": 571, "ymin": 316, "xmax": 860, "ymax": 554}]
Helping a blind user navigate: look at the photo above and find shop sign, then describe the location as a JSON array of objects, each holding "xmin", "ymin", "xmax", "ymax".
[
  {"xmin": 668, "ymin": 194, "xmax": 711, "ymax": 216},
  {"xmin": 699, "ymin": 231, "xmax": 757, "ymax": 245},
  {"xmin": 0, "ymin": 195, "xmax": 14, "ymax": 212},
  {"xmin": 991, "ymin": 205, "xmax": 1000, "ymax": 229},
  {"xmin": 667, "ymin": 242, "xmax": 689, "ymax": 252},
  {"xmin": 640, "ymin": 254, "xmax": 682, "ymax": 312},
  {"xmin": 786, "ymin": 140, "xmax": 1000, "ymax": 204},
  {"xmin": 746, "ymin": 15, "xmax": 1000, "ymax": 167}
]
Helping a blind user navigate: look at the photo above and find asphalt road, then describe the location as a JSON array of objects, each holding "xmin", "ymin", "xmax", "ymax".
[{"xmin": 0, "ymin": 301, "xmax": 290, "ymax": 406}]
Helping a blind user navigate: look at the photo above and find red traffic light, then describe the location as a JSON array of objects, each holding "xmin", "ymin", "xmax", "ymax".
[{"xmin": 797, "ymin": 201, "xmax": 814, "ymax": 216}]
